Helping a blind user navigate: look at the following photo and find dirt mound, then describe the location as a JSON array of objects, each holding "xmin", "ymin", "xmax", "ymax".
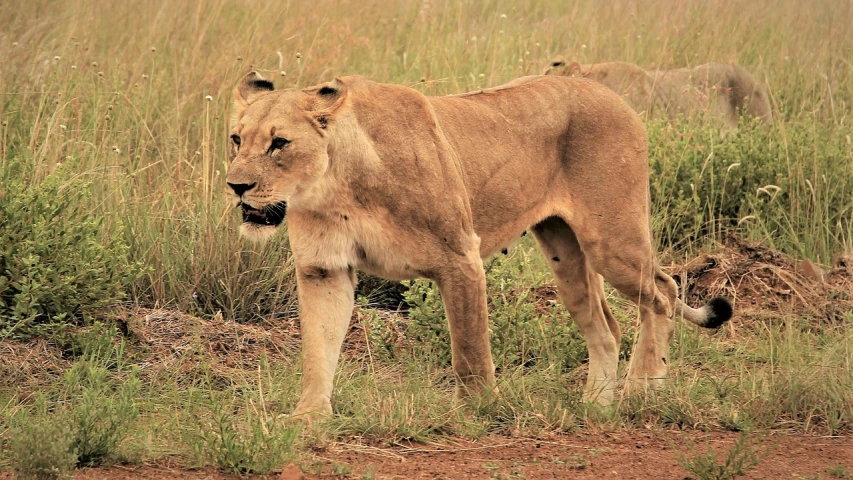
[
  {"xmin": 523, "ymin": 237, "xmax": 853, "ymax": 325},
  {"xmin": 0, "ymin": 338, "xmax": 67, "ymax": 394},
  {"xmin": 0, "ymin": 305, "xmax": 406, "ymax": 395},
  {"xmin": 119, "ymin": 308, "xmax": 301, "ymax": 380},
  {"xmin": 668, "ymin": 236, "xmax": 853, "ymax": 322},
  {"xmin": 121, "ymin": 306, "xmax": 406, "ymax": 380}
]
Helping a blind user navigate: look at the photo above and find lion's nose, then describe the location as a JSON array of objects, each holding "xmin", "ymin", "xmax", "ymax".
[{"xmin": 227, "ymin": 182, "xmax": 257, "ymax": 197}]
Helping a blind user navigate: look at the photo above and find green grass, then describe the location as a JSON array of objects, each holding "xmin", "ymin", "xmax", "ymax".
[
  {"xmin": 828, "ymin": 464, "xmax": 852, "ymax": 479},
  {"xmin": 1, "ymin": 0, "xmax": 852, "ymax": 475},
  {"xmin": 2, "ymin": 295, "xmax": 851, "ymax": 472},
  {"xmin": 675, "ymin": 431, "xmax": 772, "ymax": 480},
  {"xmin": 1, "ymin": 0, "xmax": 851, "ymax": 319}
]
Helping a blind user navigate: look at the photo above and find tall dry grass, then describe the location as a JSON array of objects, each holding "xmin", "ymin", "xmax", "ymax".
[{"xmin": 0, "ymin": 0, "xmax": 851, "ymax": 318}]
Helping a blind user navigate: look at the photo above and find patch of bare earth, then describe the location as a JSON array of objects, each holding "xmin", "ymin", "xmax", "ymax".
[
  {"xmin": 298, "ymin": 431, "xmax": 853, "ymax": 479},
  {"xmin": 0, "ymin": 431, "xmax": 848, "ymax": 479}
]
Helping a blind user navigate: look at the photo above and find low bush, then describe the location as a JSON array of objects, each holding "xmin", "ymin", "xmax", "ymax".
[
  {"xmin": 10, "ymin": 400, "xmax": 78, "ymax": 480},
  {"xmin": 190, "ymin": 400, "xmax": 300, "ymax": 475},
  {"xmin": 0, "ymin": 160, "xmax": 147, "ymax": 339},
  {"xmin": 648, "ymin": 117, "xmax": 853, "ymax": 260},
  {"xmin": 403, "ymin": 249, "xmax": 587, "ymax": 372}
]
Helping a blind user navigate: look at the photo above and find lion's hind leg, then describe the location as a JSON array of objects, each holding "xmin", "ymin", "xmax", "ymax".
[
  {"xmin": 574, "ymin": 223, "xmax": 679, "ymax": 396},
  {"xmin": 531, "ymin": 216, "xmax": 620, "ymax": 405}
]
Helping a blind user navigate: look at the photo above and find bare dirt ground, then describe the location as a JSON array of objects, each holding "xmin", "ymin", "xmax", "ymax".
[
  {"xmin": 1, "ymin": 430, "xmax": 847, "ymax": 479},
  {"xmin": 300, "ymin": 431, "xmax": 853, "ymax": 480}
]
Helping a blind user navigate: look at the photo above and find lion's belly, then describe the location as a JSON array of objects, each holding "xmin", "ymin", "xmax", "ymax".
[
  {"xmin": 474, "ymin": 200, "xmax": 562, "ymax": 259},
  {"xmin": 352, "ymin": 235, "xmax": 423, "ymax": 281}
]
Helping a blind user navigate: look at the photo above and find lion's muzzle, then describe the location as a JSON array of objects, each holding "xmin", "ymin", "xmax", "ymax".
[{"xmin": 240, "ymin": 201, "xmax": 287, "ymax": 227}]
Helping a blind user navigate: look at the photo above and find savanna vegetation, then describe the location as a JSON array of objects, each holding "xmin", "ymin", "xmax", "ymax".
[{"xmin": 1, "ymin": 0, "xmax": 852, "ymax": 478}]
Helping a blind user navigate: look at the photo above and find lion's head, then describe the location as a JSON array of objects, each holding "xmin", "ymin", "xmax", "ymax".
[{"xmin": 226, "ymin": 72, "xmax": 348, "ymax": 241}]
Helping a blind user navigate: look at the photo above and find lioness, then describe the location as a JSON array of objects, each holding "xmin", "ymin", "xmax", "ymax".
[
  {"xmin": 543, "ymin": 58, "xmax": 773, "ymax": 129},
  {"xmin": 226, "ymin": 72, "xmax": 733, "ymax": 418}
]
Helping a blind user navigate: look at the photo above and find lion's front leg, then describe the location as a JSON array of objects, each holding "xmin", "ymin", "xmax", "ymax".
[
  {"xmin": 292, "ymin": 265, "xmax": 355, "ymax": 419},
  {"xmin": 436, "ymin": 250, "xmax": 497, "ymax": 399}
]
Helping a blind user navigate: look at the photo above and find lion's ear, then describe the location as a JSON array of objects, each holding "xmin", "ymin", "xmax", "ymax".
[
  {"xmin": 566, "ymin": 61, "xmax": 583, "ymax": 77},
  {"xmin": 543, "ymin": 55, "xmax": 567, "ymax": 75},
  {"xmin": 305, "ymin": 77, "xmax": 348, "ymax": 132},
  {"xmin": 232, "ymin": 71, "xmax": 274, "ymax": 120}
]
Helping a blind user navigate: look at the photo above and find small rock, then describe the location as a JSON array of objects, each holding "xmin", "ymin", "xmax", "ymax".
[
  {"xmin": 279, "ymin": 463, "xmax": 304, "ymax": 480},
  {"xmin": 798, "ymin": 259, "xmax": 825, "ymax": 283}
]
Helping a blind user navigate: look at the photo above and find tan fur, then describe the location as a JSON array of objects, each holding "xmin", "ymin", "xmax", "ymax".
[
  {"xmin": 544, "ymin": 57, "xmax": 773, "ymax": 128},
  {"xmin": 226, "ymin": 72, "xmax": 732, "ymax": 419}
]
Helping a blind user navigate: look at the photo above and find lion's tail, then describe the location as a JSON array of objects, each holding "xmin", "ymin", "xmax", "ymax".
[{"xmin": 675, "ymin": 297, "xmax": 733, "ymax": 329}]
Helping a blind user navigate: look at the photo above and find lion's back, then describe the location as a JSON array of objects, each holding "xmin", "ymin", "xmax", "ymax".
[{"xmin": 431, "ymin": 75, "xmax": 643, "ymax": 137}]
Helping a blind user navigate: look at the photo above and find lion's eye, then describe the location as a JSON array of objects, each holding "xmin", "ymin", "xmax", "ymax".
[
  {"xmin": 230, "ymin": 134, "xmax": 241, "ymax": 147},
  {"xmin": 268, "ymin": 137, "xmax": 290, "ymax": 154}
]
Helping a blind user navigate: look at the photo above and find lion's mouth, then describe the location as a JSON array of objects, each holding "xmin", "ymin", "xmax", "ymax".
[{"xmin": 240, "ymin": 201, "xmax": 287, "ymax": 227}]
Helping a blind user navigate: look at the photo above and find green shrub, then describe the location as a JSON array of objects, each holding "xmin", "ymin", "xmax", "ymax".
[
  {"xmin": 828, "ymin": 464, "xmax": 852, "ymax": 479},
  {"xmin": 10, "ymin": 401, "xmax": 78, "ymax": 480},
  {"xmin": 403, "ymin": 251, "xmax": 586, "ymax": 372},
  {"xmin": 62, "ymin": 322, "xmax": 130, "ymax": 371},
  {"xmin": 63, "ymin": 361, "xmax": 140, "ymax": 466},
  {"xmin": 402, "ymin": 277, "xmax": 451, "ymax": 366},
  {"xmin": 648, "ymin": 117, "xmax": 853, "ymax": 260},
  {"xmin": 8, "ymin": 331, "xmax": 139, "ymax": 474},
  {"xmin": 0, "ymin": 162, "xmax": 147, "ymax": 339},
  {"xmin": 676, "ymin": 431, "xmax": 771, "ymax": 480},
  {"xmin": 190, "ymin": 400, "xmax": 300, "ymax": 475}
]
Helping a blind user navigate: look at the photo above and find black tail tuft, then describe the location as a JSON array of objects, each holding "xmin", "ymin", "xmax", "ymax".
[{"xmin": 703, "ymin": 296, "xmax": 733, "ymax": 328}]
